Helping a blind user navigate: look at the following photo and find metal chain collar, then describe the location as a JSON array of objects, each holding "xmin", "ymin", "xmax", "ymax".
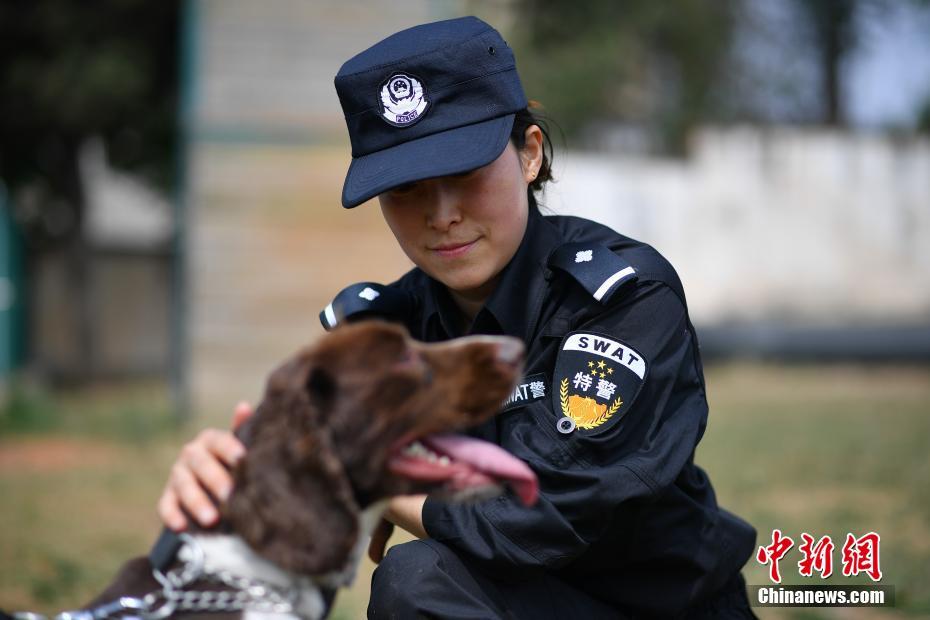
[{"xmin": 14, "ymin": 534, "xmax": 299, "ymax": 620}]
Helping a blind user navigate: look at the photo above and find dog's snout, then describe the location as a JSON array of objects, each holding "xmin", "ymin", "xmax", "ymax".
[
  {"xmin": 424, "ymin": 335, "xmax": 524, "ymax": 368},
  {"xmin": 495, "ymin": 338, "xmax": 524, "ymax": 365}
]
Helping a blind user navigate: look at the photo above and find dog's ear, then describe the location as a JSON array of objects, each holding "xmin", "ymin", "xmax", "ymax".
[
  {"xmin": 225, "ymin": 365, "xmax": 360, "ymax": 575},
  {"xmin": 305, "ymin": 366, "xmax": 336, "ymax": 406},
  {"xmin": 226, "ymin": 431, "xmax": 360, "ymax": 576}
]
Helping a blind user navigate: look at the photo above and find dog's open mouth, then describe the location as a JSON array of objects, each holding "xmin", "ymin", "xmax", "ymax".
[{"xmin": 389, "ymin": 434, "xmax": 539, "ymax": 506}]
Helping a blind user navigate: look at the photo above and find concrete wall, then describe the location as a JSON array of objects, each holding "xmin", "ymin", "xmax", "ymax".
[
  {"xmin": 186, "ymin": 0, "xmax": 461, "ymax": 412},
  {"xmin": 545, "ymin": 128, "xmax": 930, "ymax": 326},
  {"xmin": 191, "ymin": 0, "xmax": 463, "ymax": 138},
  {"xmin": 185, "ymin": 1, "xmax": 930, "ymax": 412}
]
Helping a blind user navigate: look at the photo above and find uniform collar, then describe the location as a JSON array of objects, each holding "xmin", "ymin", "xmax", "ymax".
[{"xmin": 421, "ymin": 206, "xmax": 563, "ymax": 341}]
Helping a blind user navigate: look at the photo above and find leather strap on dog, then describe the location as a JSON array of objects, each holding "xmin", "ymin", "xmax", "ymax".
[{"xmin": 148, "ymin": 527, "xmax": 184, "ymax": 571}]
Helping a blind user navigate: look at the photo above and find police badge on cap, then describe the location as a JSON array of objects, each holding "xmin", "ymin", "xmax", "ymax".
[{"xmin": 379, "ymin": 73, "xmax": 429, "ymax": 127}]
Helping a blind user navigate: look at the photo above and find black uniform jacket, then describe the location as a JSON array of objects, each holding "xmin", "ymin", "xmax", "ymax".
[{"xmin": 323, "ymin": 207, "xmax": 756, "ymax": 616}]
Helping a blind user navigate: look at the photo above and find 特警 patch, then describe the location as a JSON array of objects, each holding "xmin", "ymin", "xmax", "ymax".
[{"xmin": 552, "ymin": 332, "xmax": 646, "ymax": 433}]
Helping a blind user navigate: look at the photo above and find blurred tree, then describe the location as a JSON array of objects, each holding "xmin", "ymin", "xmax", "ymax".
[
  {"xmin": 0, "ymin": 0, "xmax": 179, "ymax": 379},
  {"xmin": 0, "ymin": 0, "xmax": 180, "ymax": 247},
  {"xmin": 793, "ymin": 0, "xmax": 858, "ymax": 126},
  {"xmin": 918, "ymin": 95, "xmax": 930, "ymax": 133},
  {"xmin": 510, "ymin": 0, "xmax": 738, "ymax": 153},
  {"xmin": 511, "ymin": 0, "xmax": 930, "ymax": 146}
]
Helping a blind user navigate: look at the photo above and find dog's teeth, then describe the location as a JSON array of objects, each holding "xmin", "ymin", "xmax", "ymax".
[
  {"xmin": 404, "ymin": 441, "xmax": 427, "ymax": 457},
  {"xmin": 401, "ymin": 440, "xmax": 449, "ymax": 465}
]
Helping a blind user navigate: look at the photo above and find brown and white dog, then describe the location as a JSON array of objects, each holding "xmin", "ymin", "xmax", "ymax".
[{"xmin": 54, "ymin": 321, "xmax": 538, "ymax": 619}]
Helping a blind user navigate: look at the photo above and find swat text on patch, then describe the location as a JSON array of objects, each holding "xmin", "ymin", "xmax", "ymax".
[
  {"xmin": 562, "ymin": 334, "xmax": 646, "ymax": 379},
  {"xmin": 501, "ymin": 373, "xmax": 548, "ymax": 411}
]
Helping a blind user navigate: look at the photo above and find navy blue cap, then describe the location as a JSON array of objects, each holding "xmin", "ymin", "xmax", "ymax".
[{"xmin": 334, "ymin": 16, "xmax": 528, "ymax": 208}]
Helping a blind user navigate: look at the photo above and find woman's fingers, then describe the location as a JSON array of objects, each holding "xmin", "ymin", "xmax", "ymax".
[
  {"xmin": 231, "ymin": 400, "xmax": 254, "ymax": 430},
  {"xmin": 197, "ymin": 427, "xmax": 247, "ymax": 469},
  {"xmin": 157, "ymin": 485, "xmax": 187, "ymax": 531},
  {"xmin": 368, "ymin": 518, "xmax": 395, "ymax": 564},
  {"xmin": 170, "ymin": 456, "xmax": 220, "ymax": 526},
  {"xmin": 181, "ymin": 433, "xmax": 239, "ymax": 500},
  {"xmin": 157, "ymin": 427, "xmax": 247, "ymax": 530},
  {"xmin": 157, "ymin": 401, "xmax": 251, "ymax": 531}
]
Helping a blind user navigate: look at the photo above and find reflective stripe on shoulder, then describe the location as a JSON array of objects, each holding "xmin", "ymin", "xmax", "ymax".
[
  {"xmin": 548, "ymin": 242, "xmax": 638, "ymax": 304},
  {"xmin": 319, "ymin": 282, "xmax": 416, "ymax": 330}
]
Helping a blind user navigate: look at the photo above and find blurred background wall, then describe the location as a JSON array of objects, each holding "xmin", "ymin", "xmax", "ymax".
[{"xmin": 2, "ymin": 0, "xmax": 928, "ymax": 415}]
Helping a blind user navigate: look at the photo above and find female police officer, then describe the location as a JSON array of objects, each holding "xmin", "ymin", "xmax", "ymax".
[{"xmin": 158, "ymin": 16, "xmax": 757, "ymax": 618}]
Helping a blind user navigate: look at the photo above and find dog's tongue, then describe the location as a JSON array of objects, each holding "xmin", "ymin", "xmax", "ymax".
[{"xmin": 422, "ymin": 434, "xmax": 538, "ymax": 506}]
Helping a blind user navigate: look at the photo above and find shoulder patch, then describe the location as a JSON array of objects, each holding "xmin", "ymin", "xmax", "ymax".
[
  {"xmin": 551, "ymin": 332, "xmax": 647, "ymax": 433},
  {"xmin": 548, "ymin": 242, "xmax": 637, "ymax": 304},
  {"xmin": 319, "ymin": 282, "xmax": 415, "ymax": 330}
]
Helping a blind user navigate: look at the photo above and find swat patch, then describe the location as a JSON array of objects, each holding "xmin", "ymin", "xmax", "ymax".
[
  {"xmin": 552, "ymin": 332, "xmax": 647, "ymax": 432},
  {"xmin": 501, "ymin": 373, "xmax": 548, "ymax": 412}
]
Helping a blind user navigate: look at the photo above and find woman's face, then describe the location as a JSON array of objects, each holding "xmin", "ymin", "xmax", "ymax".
[{"xmin": 378, "ymin": 131, "xmax": 540, "ymax": 301}]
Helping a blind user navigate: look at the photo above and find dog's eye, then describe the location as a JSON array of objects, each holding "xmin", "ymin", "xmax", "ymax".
[
  {"xmin": 397, "ymin": 349, "xmax": 417, "ymax": 366},
  {"xmin": 397, "ymin": 349, "xmax": 433, "ymax": 385},
  {"xmin": 305, "ymin": 367, "xmax": 336, "ymax": 402}
]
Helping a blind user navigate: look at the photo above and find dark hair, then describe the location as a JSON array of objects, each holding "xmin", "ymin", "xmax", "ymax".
[{"xmin": 510, "ymin": 102, "xmax": 555, "ymax": 210}]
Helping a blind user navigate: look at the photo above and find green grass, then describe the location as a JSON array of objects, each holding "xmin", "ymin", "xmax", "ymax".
[
  {"xmin": 1, "ymin": 364, "xmax": 928, "ymax": 618},
  {"xmin": 698, "ymin": 363, "xmax": 930, "ymax": 618},
  {"xmin": 0, "ymin": 380, "xmax": 180, "ymax": 442},
  {"xmin": 0, "ymin": 381, "xmax": 184, "ymax": 611}
]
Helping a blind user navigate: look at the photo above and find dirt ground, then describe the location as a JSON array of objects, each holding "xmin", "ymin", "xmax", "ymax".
[{"xmin": 2, "ymin": 363, "xmax": 929, "ymax": 618}]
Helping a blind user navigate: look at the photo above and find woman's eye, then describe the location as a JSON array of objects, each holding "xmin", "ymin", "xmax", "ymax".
[
  {"xmin": 389, "ymin": 182, "xmax": 418, "ymax": 195},
  {"xmin": 451, "ymin": 168, "xmax": 477, "ymax": 179}
]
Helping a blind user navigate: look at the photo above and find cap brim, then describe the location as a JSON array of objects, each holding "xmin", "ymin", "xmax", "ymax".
[{"xmin": 341, "ymin": 114, "xmax": 515, "ymax": 208}]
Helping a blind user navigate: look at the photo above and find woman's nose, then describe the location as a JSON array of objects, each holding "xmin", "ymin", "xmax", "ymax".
[{"xmin": 426, "ymin": 183, "xmax": 463, "ymax": 231}]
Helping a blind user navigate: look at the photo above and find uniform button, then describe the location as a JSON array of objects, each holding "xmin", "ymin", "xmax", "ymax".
[{"xmin": 557, "ymin": 416, "xmax": 576, "ymax": 434}]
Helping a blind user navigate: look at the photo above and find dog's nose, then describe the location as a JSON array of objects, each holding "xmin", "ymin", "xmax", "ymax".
[{"xmin": 495, "ymin": 338, "xmax": 524, "ymax": 365}]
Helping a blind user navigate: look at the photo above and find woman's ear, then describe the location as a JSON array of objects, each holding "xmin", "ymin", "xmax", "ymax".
[{"xmin": 521, "ymin": 124, "xmax": 544, "ymax": 183}]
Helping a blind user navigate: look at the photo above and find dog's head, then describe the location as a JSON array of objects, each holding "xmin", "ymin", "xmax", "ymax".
[{"xmin": 224, "ymin": 321, "xmax": 538, "ymax": 576}]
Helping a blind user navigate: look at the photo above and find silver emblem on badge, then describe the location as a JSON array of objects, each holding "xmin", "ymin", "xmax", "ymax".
[{"xmin": 380, "ymin": 73, "xmax": 429, "ymax": 126}]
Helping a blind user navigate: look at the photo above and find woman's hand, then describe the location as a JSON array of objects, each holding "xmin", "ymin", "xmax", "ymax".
[
  {"xmin": 368, "ymin": 518, "xmax": 395, "ymax": 564},
  {"xmin": 368, "ymin": 495, "xmax": 428, "ymax": 563},
  {"xmin": 157, "ymin": 401, "xmax": 253, "ymax": 530}
]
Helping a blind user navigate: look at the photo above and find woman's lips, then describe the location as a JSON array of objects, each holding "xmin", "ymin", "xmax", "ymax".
[{"xmin": 431, "ymin": 239, "xmax": 479, "ymax": 258}]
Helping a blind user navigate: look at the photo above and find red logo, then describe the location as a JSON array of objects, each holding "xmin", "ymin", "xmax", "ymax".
[
  {"xmin": 757, "ymin": 530, "xmax": 882, "ymax": 583},
  {"xmin": 841, "ymin": 532, "xmax": 882, "ymax": 582},
  {"xmin": 798, "ymin": 533, "xmax": 834, "ymax": 578},
  {"xmin": 757, "ymin": 529, "xmax": 794, "ymax": 584}
]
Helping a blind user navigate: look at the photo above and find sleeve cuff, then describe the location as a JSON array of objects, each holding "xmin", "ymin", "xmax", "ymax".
[{"xmin": 421, "ymin": 495, "xmax": 449, "ymax": 540}]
